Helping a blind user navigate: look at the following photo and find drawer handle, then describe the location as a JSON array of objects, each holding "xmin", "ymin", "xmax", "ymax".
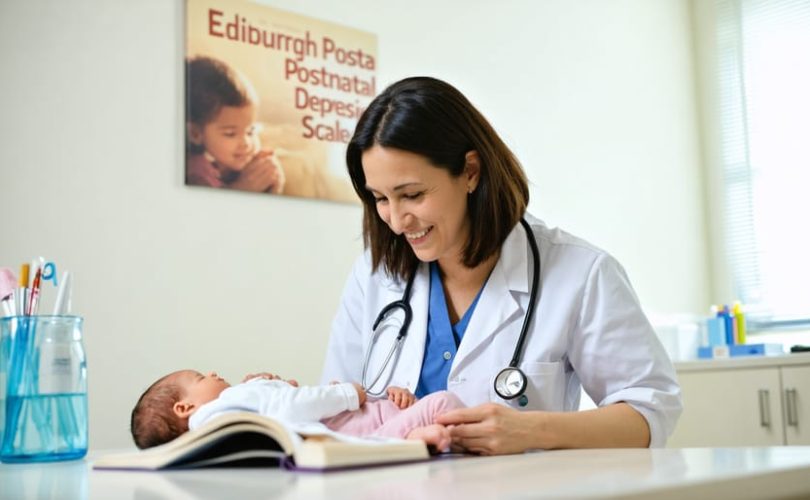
[
  {"xmin": 785, "ymin": 388, "xmax": 799, "ymax": 427},
  {"xmin": 758, "ymin": 389, "xmax": 771, "ymax": 427}
]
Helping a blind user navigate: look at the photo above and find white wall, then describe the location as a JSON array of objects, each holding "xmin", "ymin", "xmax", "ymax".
[
  {"xmin": 690, "ymin": 0, "xmax": 733, "ymax": 304},
  {"xmin": 0, "ymin": 0, "xmax": 707, "ymax": 448}
]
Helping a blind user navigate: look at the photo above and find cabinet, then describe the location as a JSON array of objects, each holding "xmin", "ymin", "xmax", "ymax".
[
  {"xmin": 668, "ymin": 354, "xmax": 810, "ymax": 447},
  {"xmin": 782, "ymin": 365, "xmax": 810, "ymax": 444}
]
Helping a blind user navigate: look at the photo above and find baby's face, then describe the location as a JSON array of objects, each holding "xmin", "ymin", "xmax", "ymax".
[
  {"xmin": 176, "ymin": 370, "xmax": 230, "ymax": 407},
  {"xmin": 198, "ymin": 104, "xmax": 260, "ymax": 171}
]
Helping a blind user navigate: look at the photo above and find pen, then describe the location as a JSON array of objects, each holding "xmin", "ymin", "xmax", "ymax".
[
  {"xmin": 26, "ymin": 265, "xmax": 43, "ymax": 316},
  {"xmin": 53, "ymin": 271, "xmax": 72, "ymax": 315}
]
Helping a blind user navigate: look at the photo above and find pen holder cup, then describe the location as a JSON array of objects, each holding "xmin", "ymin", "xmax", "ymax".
[{"xmin": 0, "ymin": 315, "xmax": 87, "ymax": 463}]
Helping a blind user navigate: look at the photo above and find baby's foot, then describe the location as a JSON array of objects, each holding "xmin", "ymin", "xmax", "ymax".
[{"xmin": 406, "ymin": 424, "xmax": 451, "ymax": 453}]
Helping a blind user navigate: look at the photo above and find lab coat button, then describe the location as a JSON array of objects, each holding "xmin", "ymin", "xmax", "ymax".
[{"xmin": 443, "ymin": 351, "xmax": 452, "ymax": 360}]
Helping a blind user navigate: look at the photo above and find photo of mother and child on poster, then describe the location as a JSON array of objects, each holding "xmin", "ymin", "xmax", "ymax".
[{"xmin": 185, "ymin": 0, "xmax": 378, "ymax": 204}]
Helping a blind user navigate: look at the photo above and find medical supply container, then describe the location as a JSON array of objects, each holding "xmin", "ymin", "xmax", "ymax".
[{"xmin": 0, "ymin": 315, "xmax": 87, "ymax": 462}]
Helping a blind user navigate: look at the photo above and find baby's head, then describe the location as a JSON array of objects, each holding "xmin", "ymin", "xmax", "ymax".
[
  {"xmin": 130, "ymin": 370, "xmax": 230, "ymax": 449},
  {"xmin": 186, "ymin": 55, "xmax": 260, "ymax": 172}
]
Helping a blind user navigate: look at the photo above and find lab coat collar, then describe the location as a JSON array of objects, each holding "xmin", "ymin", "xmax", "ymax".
[
  {"xmin": 375, "ymin": 220, "xmax": 531, "ymax": 293},
  {"xmin": 450, "ymin": 221, "xmax": 531, "ymax": 376},
  {"xmin": 377, "ymin": 263, "xmax": 419, "ymax": 293},
  {"xmin": 499, "ymin": 220, "xmax": 532, "ymax": 295}
]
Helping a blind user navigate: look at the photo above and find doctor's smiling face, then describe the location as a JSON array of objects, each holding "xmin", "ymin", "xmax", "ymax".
[
  {"xmin": 346, "ymin": 77, "xmax": 528, "ymax": 281},
  {"xmin": 362, "ymin": 145, "xmax": 480, "ymax": 265}
]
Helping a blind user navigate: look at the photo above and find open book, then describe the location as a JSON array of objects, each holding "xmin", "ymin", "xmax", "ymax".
[{"xmin": 93, "ymin": 412, "xmax": 429, "ymax": 471}]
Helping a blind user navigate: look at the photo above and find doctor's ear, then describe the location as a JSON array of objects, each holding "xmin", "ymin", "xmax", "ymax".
[{"xmin": 464, "ymin": 150, "xmax": 481, "ymax": 194}]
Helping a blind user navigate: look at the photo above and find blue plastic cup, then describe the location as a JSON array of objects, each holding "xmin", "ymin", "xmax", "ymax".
[{"xmin": 0, "ymin": 316, "xmax": 87, "ymax": 463}]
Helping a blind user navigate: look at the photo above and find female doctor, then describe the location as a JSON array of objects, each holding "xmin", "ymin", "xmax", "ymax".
[{"xmin": 321, "ymin": 77, "xmax": 682, "ymax": 455}]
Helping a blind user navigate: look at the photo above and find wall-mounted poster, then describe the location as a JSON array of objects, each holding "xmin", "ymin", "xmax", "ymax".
[{"xmin": 185, "ymin": 0, "xmax": 377, "ymax": 203}]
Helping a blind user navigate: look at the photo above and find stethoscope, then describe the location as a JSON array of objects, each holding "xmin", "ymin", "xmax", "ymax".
[{"xmin": 361, "ymin": 217, "xmax": 541, "ymax": 406}]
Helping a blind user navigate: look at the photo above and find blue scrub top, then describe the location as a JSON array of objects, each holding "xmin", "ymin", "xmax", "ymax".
[{"xmin": 415, "ymin": 262, "xmax": 485, "ymax": 398}]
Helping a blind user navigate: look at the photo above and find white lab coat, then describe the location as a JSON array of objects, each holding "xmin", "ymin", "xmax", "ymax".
[{"xmin": 321, "ymin": 214, "xmax": 682, "ymax": 447}]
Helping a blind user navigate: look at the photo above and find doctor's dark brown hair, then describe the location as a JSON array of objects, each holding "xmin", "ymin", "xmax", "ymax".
[{"xmin": 346, "ymin": 76, "xmax": 529, "ymax": 280}]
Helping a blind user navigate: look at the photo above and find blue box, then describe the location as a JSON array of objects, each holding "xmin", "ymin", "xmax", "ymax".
[{"xmin": 697, "ymin": 343, "xmax": 783, "ymax": 359}]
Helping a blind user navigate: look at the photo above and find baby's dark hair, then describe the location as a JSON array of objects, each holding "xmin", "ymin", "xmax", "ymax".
[
  {"xmin": 186, "ymin": 55, "xmax": 258, "ymax": 154},
  {"xmin": 130, "ymin": 372, "xmax": 188, "ymax": 449}
]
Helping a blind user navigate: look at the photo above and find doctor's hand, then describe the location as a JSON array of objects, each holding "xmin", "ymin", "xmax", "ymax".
[
  {"xmin": 386, "ymin": 386, "xmax": 417, "ymax": 409},
  {"xmin": 435, "ymin": 403, "xmax": 538, "ymax": 456}
]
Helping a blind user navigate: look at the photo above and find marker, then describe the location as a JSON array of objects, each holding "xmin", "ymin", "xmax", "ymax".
[
  {"xmin": 18, "ymin": 263, "xmax": 30, "ymax": 316},
  {"xmin": 20, "ymin": 264, "xmax": 30, "ymax": 288},
  {"xmin": 732, "ymin": 301, "xmax": 746, "ymax": 344}
]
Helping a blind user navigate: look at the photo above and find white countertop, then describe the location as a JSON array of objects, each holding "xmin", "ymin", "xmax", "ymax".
[
  {"xmin": 3, "ymin": 447, "xmax": 810, "ymax": 499},
  {"xmin": 675, "ymin": 351, "xmax": 810, "ymax": 372}
]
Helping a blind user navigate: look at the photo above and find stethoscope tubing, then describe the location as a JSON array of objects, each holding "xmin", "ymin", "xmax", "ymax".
[
  {"xmin": 362, "ymin": 217, "xmax": 540, "ymax": 399},
  {"xmin": 361, "ymin": 336, "xmax": 404, "ymax": 397},
  {"xmin": 362, "ymin": 270, "xmax": 416, "ymax": 396},
  {"xmin": 508, "ymin": 218, "xmax": 541, "ymax": 368}
]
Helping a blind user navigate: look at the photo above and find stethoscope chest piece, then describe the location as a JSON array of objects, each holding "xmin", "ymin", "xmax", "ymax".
[
  {"xmin": 494, "ymin": 366, "xmax": 528, "ymax": 400},
  {"xmin": 489, "ymin": 218, "xmax": 540, "ymax": 405}
]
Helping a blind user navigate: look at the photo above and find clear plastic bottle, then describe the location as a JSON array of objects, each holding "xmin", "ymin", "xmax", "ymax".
[{"xmin": 0, "ymin": 315, "xmax": 87, "ymax": 462}]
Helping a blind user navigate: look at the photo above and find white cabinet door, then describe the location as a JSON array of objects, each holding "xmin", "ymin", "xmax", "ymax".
[
  {"xmin": 782, "ymin": 365, "xmax": 810, "ymax": 445},
  {"xmin": 669, "ymin": 368, "xmax": 784, "ymax": 447}
]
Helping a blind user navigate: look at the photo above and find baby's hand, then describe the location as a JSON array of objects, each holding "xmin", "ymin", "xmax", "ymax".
[
  {"xmin": 242, "ymin": 372, "xmax": 279, "ymax": 383},
  {"xmin": 387, "ymin": 386, "xmax": 416, "ymax": 409},
  {"xmin": 351, "ymin": 382, "xmax": 367, "ymax": 407}
]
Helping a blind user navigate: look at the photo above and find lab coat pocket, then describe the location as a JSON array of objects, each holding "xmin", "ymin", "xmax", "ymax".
[{"xmin": 492, "ymin": 361, "xmax": 566, "ymax": 411}]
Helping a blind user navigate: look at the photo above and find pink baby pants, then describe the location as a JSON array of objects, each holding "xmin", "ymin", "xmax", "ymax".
[{"xmin": 321, "ymin": 391, "xmax": 464, "ymax": 439}]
